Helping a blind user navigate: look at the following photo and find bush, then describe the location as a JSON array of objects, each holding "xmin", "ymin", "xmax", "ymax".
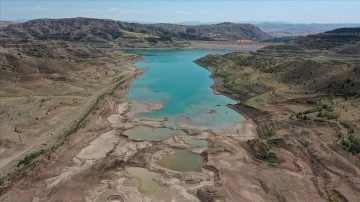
[
  {"xmin": 17, "ymin": 149, "xmax": 45, "ymax": 167},
  {"xmin": 340, "ymin": 120, "xmax": 356, "ymax": 134},
  {"xmin": 247, "ymin": 139, "xmax": 279, "ymax": 163},
  {"xmin": 209, "ymin": 146, "xmax": 232, "ymax": 154},
  {"xmin": 302, "ymin": 115, "xmax": 310, "ymax": 121},
  {"xmin": 302, "ymin": 108, "xmax": 318, "ymax": 114},
  {"xmin": 314, "ymin": 117, "xmax": 326, "ymax": 122},
  {"xmin": 145, "ymin": 37, "xmax": 158, "ymax": 44},
  {"xmin": 14, "ymin": 127, "xmax": 22, "ymax": 133},
  {"xmin": 263, "ymin": 123, "xmax": 275, "ymax": 137},
  {"xmin": 341, "ymin": 133, "xmax": 360, "ymax": 155},
  {"xmin": 323, "ymin": 111, "xmax": 340, "ymax": 120},
  {"xmin": 322, "ymin": 104, "xmax": 334, "ymax": 111}
]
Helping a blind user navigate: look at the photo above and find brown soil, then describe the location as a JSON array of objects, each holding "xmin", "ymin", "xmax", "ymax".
[
  {"xmin": 195, "ymin": 50, "xmax": 360, "ymax": 202},
  {"xmin": 2, "ymin": 40, "xmax": 359, "ymax": 202}
]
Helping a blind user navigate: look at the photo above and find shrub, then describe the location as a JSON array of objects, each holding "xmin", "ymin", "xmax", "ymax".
[
  {"xmin": 145, "ymin": 37, "xmax": 158, "ymax": 44},
  {"xmin": 14, "ymin": 127, "xmax": 22, "ymax": 133},
  {"xmin": 323, "ymin": 111, "xmax": 340, "ymax": 120},
  {"xmin": 302, "ymin": 115, "xmax": 310, "ymax": 121},
  {"xmin": 322, "ymin": 104, "xmax": 334, "ymax": 111},
  {"xmin": 247, "ymin": 139, "xmax": 279, "ymax": 163},
  {"xmin": 303, "ymin": 108, "xmax": 318, "ymax": 114},
  {"xmin": 340, "ymin": 120, "xmax": 356, "ymax": 134},
  {"xmin": 17, "ymin": 149, "xmax": 45, "ymax": 167},
  {"xmin": 340, "ymin": 133, "xmax": 360, "ymax": 155},
  {"xmin": 263, "ymin": 123, "xmax": 275, "ymax": 137},
  {"xmin": 314, "ymin": 117, "xmax": 326, "ymax": 122},
  {"xmin": 348, "ymin": 134, "xmax": 360, "ymax": 154}
]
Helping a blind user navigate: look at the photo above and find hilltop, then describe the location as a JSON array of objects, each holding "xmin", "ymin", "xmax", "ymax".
[
  {"xmin": 296, "ymin": 27, "xmax": 360, "ymax": 52},
  {"xmin": 0, "ymin": 17, "xmax": 271, "ymax": 48},
  {"xmin": 194, "ymin": 27, "xmax": 360, "ymax": 201}
]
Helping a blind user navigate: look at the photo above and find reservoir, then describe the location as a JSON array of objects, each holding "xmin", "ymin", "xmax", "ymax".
[{"xmin": 126, "ymin": 49, "xmax": 244, "ymax": 133}]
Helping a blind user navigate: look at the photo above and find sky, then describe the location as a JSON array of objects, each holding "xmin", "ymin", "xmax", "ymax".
[{"xmin": 1, "ymin": 0, "xmax": 360, "ymax": 24}]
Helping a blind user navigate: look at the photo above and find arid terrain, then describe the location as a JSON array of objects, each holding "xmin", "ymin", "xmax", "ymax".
[
  {"xmin": 0, "ymin": 18, "xmax": 359, "ymax": 202},
  {"xmin": 0, "ymin": 38, "xmax": 142, "ymax": 180},
  {"xmin": 195, "ymin": 28, "xmax": 360, "ymax": 201}
]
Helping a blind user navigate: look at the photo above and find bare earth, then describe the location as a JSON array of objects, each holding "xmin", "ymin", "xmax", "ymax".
[{"xmin": 1, "ymin": 41, "xmax": 359, "ymax": 202}]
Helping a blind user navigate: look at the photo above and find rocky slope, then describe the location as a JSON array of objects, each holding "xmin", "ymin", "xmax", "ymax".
[
  {"xmin": 296, "ymin": 27, "xmax": 360, "ymax": 51},
  {"xmin": 195, "ymin": 42, "xmax": 360, "ymax": 201},
  {"xmin": 0, "ymin": 18, "xmax": 271, "ymax": 45},
  {"xmin": 0, "ymin": 37, "xmax": 140, "ymax": 183}
]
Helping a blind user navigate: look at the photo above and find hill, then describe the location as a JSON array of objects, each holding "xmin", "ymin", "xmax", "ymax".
[
  {"xmin": 0, "ymin": 18, "xmax": 271, "ymax": 46},
  {"xmin": 296, "ymin": 27, "xmax": 360, "ymax": 50},
  {"xmin": 195, "ymin": 49, "xmax": 360, "ymax": 202},
  {"xmin": 0, "ymin": 21, "xmax": 18, "ymax": 28},
  {"xmin": 256, "ymin": 22, "xmax": 360, "ymax": 37}
]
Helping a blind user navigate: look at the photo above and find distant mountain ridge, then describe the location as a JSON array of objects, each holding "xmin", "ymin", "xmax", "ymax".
[
  {"xmin": 174, "ymin": 21, "xmax": 360, "ymax": 37},
  {"xmin": 255, "ymin": 23, "xmax": 360, "ymax": 37},
  {"xmin": 296, "ymin": 27, "xmax": 360, "ymax": 51},
  {"xmin": 0, "ymin": 17, "xmax": 271, "ymax": 43}
]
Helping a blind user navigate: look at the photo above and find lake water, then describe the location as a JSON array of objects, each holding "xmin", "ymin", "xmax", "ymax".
[
  {"xmin": 126, "ymin": 167, "xmax": 160, "ymax": 193},
  {"xmin": 125, "ymin": 126, "xmax": 186, "ymax": 141},
  {"xmin": 155, "ymin": 149, "xmax": 203, "ymax": 172},
  {"xmin": 126, "ymin": 49, "xmax": 244, "ymax": 132}
]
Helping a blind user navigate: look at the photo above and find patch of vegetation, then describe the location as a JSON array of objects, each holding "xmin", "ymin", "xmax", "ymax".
[
  {"xmin": 0, "ymin": 175, "xmax": 5, "ymax": 190},
  {"xmin": 339, "ymin": 120, "xmax": 359, "ymax": 155},
  {"xmin": 49, "ymin": 76, "xmax": 68, "ymax": 81},
  {"xmin": 296, "ymin": 114, "xmax": 311, "ymax": 121},
  {"xmin": 145, "ymin": 37, "xmax": 158, "ymax": 44},
  {"xmin": 39, "ymin": 96, "xmax": 51, "ymax": 106},
  {"xmin": 292, "ymin": 103, "xmax": 339, "ymax": 122},
  {"xmin": 321, "ymin": 103, "xmax": 334, "ymax": 111},
  {"xmin": 341, "ymin": 133, "xmax": 360, "ymax": 155},
  {"xmin": 247, "ymin": 138, "xmax": 279, "ymax": 163},
  {"xmin": 263, "ymin": 123, "xmax": 276, "ymax": 137},
  {"xmin": 209, "ymin": 145, "xmax": 232, "ymax": 154},
  {"xmin": 267, "ymin": 136, "xmax": 284, "ymax": 146},
  {"xmin": 313, "ymin": 117, "xmax": 326, "ymax": 123},
  {"xmin": 17, "ymin": 149, "xmax": 45, "ymax": 167},
  {"xmin": 14, "ymin": 127, "xmax": 22, "ymax": 133},
  {"xmin": 322, "ymin": 111, "xmax": 340, "ymax": 120},
  {"xmin": 340, "ymin": 120, "xmax": 356, "ymax": 134}
]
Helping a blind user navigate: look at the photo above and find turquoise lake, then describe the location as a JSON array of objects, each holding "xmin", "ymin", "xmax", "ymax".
[{"xmin": 126, "ymin": 49, "xmax": 244, "ymax": 132}]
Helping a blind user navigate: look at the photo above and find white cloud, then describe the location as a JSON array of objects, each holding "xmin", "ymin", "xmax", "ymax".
[
  {"xmin": 13, "ymin": 6, "xmax": 54, "ymax": 12},
  {"xmin": 107, "ymin": 8, "xmax": 121, "ymax": 12}
]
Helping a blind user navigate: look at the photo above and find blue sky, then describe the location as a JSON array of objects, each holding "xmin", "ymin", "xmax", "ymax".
[{"xmin": 1, "ymin": 0, "xmax": 360, "ymax": 23}]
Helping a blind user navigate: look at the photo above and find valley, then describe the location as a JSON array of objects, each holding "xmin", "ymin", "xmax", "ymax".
[{"xmin": 0, "ymin": 17, "xmax": 359, "ymax": 202}]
